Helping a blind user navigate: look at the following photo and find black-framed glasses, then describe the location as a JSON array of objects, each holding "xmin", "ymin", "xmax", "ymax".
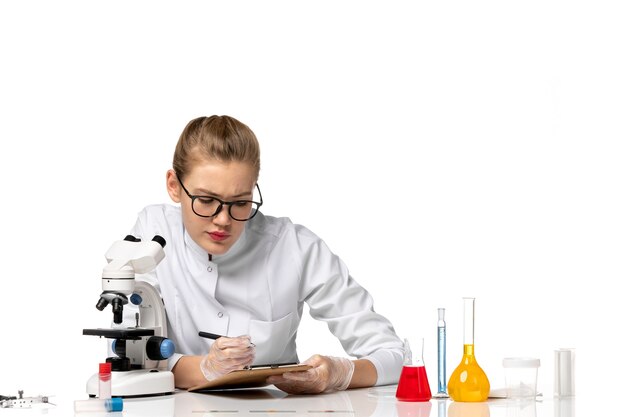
[{"xmin": 177, "ymin": 175, "xmax": 263, "ymax": 221}]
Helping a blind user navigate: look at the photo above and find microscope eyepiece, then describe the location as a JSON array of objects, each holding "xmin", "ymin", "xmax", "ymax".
[
  {"xmin": 152, "ymin": 235, "xmax": 166, "ymax": 248},
  {"xmin": 122, "ymin": 234, "xmax": 165, "ymax": 248}
]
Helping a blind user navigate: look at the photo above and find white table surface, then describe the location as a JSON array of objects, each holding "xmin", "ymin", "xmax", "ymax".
[{"xmin": 1, "ymin": 385, "xmax": 578, "ymax": 417}]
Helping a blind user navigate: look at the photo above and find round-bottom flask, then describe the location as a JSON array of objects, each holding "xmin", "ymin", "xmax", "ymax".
[{"xmin": 448, "ymin": 297, "xmax": 490, "ymax": 402}]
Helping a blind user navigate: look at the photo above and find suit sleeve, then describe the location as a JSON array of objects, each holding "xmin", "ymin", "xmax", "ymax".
[{"xmin": 294, "ymin": 226, "xmax": 404, "ymax": 385}]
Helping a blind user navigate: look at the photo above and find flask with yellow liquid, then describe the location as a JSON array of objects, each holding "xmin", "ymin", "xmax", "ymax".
[{"xmin": 448, "ymin": 297, "xmax": 490, "ymax": 402}]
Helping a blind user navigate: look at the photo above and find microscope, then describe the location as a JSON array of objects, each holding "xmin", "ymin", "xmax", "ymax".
[{"xmin": 83, "ymin": 235, "xmax": 175, "ymax": 397}]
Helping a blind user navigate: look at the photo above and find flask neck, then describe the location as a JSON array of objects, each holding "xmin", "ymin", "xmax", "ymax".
[
  {"xmin": 462, "ymin": 297, "xmax": 475, "ymax": 345},
  {"xmin": 463, "ymin": 344, "xmax": 475, "ymax": 357}
]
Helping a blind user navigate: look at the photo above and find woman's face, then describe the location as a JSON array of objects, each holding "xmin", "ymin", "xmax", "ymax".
[{"xmin": 166, "ymin": 159, "xmax": 258, "ymax": 256}]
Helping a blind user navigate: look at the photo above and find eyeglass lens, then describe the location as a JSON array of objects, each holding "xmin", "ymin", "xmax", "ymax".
[{"xmin": 192, "ymin": 198, "xmax": 258, "ymax": 221}]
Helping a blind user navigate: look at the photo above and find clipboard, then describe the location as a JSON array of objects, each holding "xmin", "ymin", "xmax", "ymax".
[{"xmin": 188, "ymin": 363, "xmax": 312, "ymax": 392}]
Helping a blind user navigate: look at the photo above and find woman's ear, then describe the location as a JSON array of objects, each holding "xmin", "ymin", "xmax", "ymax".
[{"xmin": 166, "ymin": 169, "xmax": 181, "ymax": 203}]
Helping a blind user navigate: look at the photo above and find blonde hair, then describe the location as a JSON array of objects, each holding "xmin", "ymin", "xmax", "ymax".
[{"xmin": 173, "ymin": 115, "xmax": 261, "ymax": 179}]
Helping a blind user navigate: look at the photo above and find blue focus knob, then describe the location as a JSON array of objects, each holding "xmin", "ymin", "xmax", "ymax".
[
  {"xmin": 160, "ymin": 339, "xmax": 175, "ymax": 359},
  {"xmin": 130, "ymin": 293, "xmax": 143, "ymax": 305},
  {"xmin": 146, "ymin": 336, "xmax": 175, "ymax": 360}
]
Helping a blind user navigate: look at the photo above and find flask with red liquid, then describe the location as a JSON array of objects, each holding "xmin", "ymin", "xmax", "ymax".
[{"xmin": 396, "ymin": 338, "xmax": 432, "ymax": 402}]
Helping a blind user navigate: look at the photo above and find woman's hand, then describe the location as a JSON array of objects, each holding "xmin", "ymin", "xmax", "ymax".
[
  {"xmin": 267, "ymin": 354, "xmax": 355, "ymax": 394},
  {"xmin": 199, "ymin": 335, "xmax": 255, "ymax": 381}
]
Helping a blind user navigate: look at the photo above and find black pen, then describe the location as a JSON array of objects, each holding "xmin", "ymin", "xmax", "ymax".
[
  {"xmin": 198, "ymin": 331, "xmax": 223, "ymax": 340},
  {"xmin": 198, "ymin": 331, "xmax": 256, "ymax": 347}
]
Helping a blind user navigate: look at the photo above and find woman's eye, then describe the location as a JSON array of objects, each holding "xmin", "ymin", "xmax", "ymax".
[
  {"xmin": 197, "ymin": 197, "xmax": 216, "ymax": 205},
  {"xmin": 234, "ymin": 201, "xmax": 250, "ymax": 207}
]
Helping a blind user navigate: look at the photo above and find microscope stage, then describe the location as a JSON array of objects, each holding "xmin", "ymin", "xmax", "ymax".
[{"xmin": 83, "ymin": 328, "xmax": 155, "ymax": 339}]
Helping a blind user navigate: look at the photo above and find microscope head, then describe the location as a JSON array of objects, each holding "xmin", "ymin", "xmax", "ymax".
[{"xmin": 96, "ymin": 235, "xmax": 166, "ymax": 323}]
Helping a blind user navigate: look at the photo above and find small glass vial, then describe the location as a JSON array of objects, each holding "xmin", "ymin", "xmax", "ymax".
[
  {"xmin": 99, "ymin": 362, "xmax": 112, "ymax": 399},
  {"xmin": 74, "ymin": 398, "xmax": 123, "ymax": 413}
]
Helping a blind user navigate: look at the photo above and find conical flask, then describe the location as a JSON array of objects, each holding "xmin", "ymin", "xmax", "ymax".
[
  {"xmin": 396, "ymin": 338, "xmax": 432, "ymax": 402},
  {"xmin": 448, "ymin": 297, "xmax": 490, "ymax": 402}
]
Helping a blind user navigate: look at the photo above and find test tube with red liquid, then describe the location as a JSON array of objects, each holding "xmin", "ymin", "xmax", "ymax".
[{"xmin": 396, "ymin": 338, "xmax": 432, "ymax": 402}]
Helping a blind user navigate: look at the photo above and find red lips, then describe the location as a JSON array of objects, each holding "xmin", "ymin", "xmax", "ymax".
[{"xmin": 208, "ymin": 231, "xmax": 230, "ymax": 242}]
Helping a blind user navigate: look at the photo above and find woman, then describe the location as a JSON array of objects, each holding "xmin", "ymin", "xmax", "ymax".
[{"xmin": 130, "ymin": 115, "xmax": 403, "ymax": 394}]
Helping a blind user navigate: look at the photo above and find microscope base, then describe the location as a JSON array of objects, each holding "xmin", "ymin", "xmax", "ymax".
[{"xmin": 86, "ymin": 369, "xmax": 175, "ymax": 398}]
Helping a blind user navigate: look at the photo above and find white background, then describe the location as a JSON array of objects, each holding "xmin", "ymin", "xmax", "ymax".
[{"xmin": 0, "ymin": 1, "xmax": 624, "ymax": 414}]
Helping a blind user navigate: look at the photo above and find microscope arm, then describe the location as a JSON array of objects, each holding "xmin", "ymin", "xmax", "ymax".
[{"xmin": 130, "ymin": 280, "xmax": 168, "ymax": 338}]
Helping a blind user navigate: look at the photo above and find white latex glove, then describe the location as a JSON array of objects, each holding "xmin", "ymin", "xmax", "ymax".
[
  {"xmin": 266, "ymin": 354, "xmax": 355, "ymax": 394},
  {"xmin": 199, "ymin": 335, "xmax": 255, "ymax": 381}
]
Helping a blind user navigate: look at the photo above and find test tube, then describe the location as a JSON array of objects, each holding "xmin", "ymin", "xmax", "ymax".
[
  {"xmin": 99, "ymin": 362, "xmax": 112, "ymax": 399},
  {"xmin": 435, "ymin": 307, "xmax": 448, "ymax": 397},
  {"xmin": 74, "ymin": 398, "xmax": 123, "ymax": 413}
]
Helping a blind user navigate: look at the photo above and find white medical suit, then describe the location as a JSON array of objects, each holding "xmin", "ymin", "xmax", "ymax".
[{"xmin": 129, "ymin": 204, "xmax": 403, "ymax": 386}]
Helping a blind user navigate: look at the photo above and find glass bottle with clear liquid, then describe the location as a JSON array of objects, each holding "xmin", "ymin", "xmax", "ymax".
[{"xmin": 448, "ymin": 297, "xmax": 490, "ymax": 402}]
